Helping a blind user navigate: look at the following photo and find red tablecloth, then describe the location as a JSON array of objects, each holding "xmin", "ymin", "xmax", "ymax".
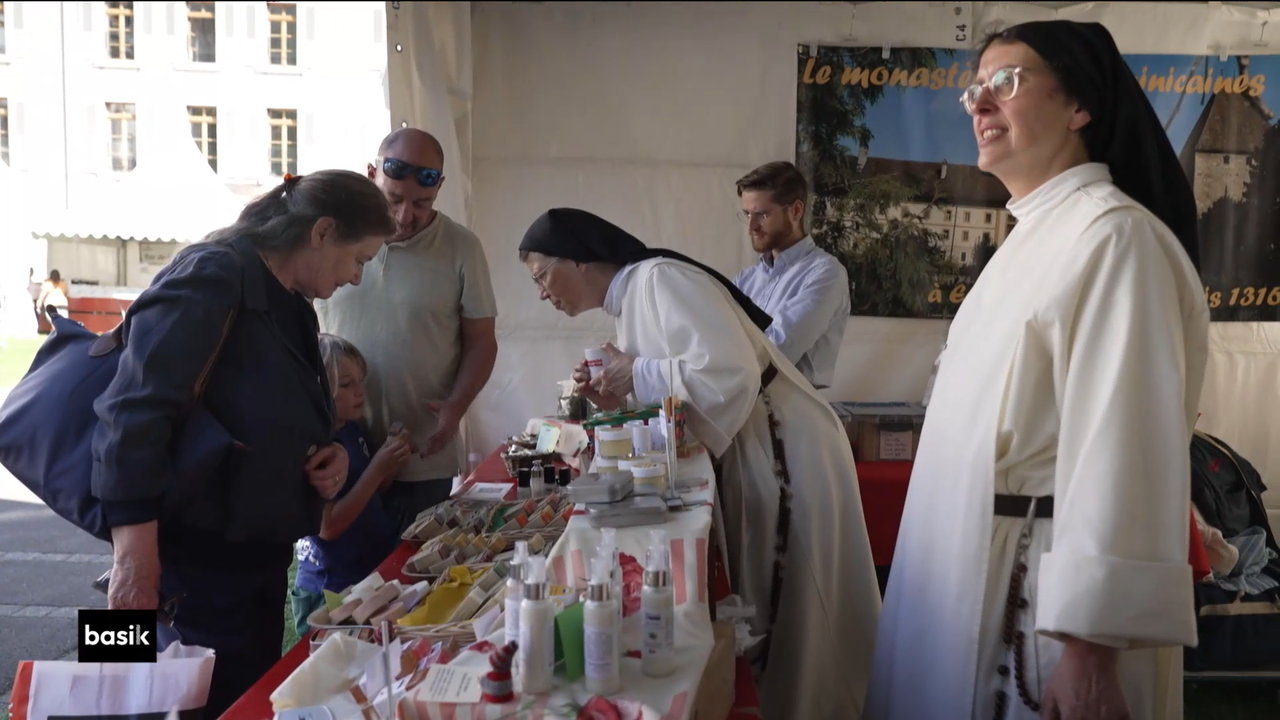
[
  {"xmin": 856, "ymin": 461, "xmax": 913, "ymax": 566},
  {"xmin": 221, "ymin": 446, "xmax": 760, "ymax": 719}
]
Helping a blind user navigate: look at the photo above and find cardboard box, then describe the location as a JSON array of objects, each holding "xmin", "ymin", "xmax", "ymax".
[{"xmin": 830, "ymin": 402, "xmax": 926, "ymax": 462}]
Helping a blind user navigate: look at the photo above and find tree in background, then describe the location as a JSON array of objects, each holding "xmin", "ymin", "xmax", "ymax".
[{"xmin": 795, "ymin": 45, "xmax": 961, "ymax": 318}]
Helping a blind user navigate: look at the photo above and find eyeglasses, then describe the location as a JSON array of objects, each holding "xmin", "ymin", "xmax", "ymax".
[
  {"xmin": 960, "ymin": 66, "xmax": 1024, "ymax": 116},
  {"xmin": 738, "ymin": 209, "xmax": 773, "ymax": 225},
  {"xmin": 380, "ymin": 157, "xmax": 443, "ymax": 188},
  {"xmin": 532, "ymin": 258, "xmax": 561, "ymax": 289}
]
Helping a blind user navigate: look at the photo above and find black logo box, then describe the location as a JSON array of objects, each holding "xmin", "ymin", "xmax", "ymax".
[{"xmin": 78, "ymin": 609, "xmax": 158, "ymax": 663}]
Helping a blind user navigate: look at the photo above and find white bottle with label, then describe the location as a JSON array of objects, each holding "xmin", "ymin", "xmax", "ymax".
[
  {"xmin": 583, "ymin": 554, "xmax": 622, "ymax": 694},
  {"xmin": 518, "ymin": 555, "xmax": 556, "ymax": 694},
  {"xmin": 641, "ymin": 529, "xmax": 676, "ymax": 678},
  {"xmin": 504, "ymin": 541, "xmax": 529, "ymax": 648}
]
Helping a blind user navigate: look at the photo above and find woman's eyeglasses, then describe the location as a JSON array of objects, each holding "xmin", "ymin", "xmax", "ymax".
[
  {"xmin": 960, "ymin": 66, "xmax": 1024, "ymax": 116},
  {"xmin": 381, "ymin": 157, "xmax": 443, "ymax": 188}
]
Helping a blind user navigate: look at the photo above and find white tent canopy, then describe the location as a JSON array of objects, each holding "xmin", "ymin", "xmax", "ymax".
[{"xmin": 387, "ymin": 1, "xmax": 1280, "ymax": 526}]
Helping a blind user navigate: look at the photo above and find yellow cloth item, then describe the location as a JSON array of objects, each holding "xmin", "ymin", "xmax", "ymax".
[{"xmin": 399, "ymin": 566, "xmax": 490, "ymax": 627}]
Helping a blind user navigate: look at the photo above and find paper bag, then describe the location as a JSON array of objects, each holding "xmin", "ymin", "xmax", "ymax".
[
  {"xmin": 691, "ymin": 622, "xmax": 737, "ymax": 720},
  {"xmin": 8, "ymin": 642, "xmax": 215, "ymax": 720}
]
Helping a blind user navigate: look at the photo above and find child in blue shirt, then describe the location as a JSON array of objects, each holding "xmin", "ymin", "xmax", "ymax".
[{"xmin": 290, "ymin": 334, "xmax": 410, "ymax": 637}]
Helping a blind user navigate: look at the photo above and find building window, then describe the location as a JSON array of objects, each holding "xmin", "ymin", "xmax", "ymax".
[
  {"xmin": 962, "ymin": 210, "xmax": 971, "ymax": 223},
  {"xmin": 106, "ymin": 102, "xmax": 137, "ymax": 172},
  {"xmin": 984, "ymin": 212, "xmax": 993, "ymax": 223},
  {"xmin": 960, "ymin": 252, "xmax": 967, "ymax": 263},
  {"xmin": 267, "ymin": 2, "xmax": 297, "ymax": 66},
  {"xmin": 187, "ymin": 2, "xmax": 216, "ymax": 63},
  {"xmin": 1, "ymin": 2, "xmax": 7, "ymax": 56},
  {"xmin": 0, "ymin": 98, "xmax": 8, "ymax": 166},
  {"xmin": 942, "ymin": 229, "xmax": 950, "ymax": 240},
  {"xmin": 962, "ymin": 230, "xmax": 970, "ymax": 242},
  {"xmin": 1223, "ymin": 155, "xmax": 1230, "ymax": 165},
  {"xmin": 944, "ymin": 209, "xmax": 953, "ymax": 222},
  {"xmin": 189, "ymin": 106, "xmax": 217, "ymax": 172},
  {"xmin": 268, "ymin": 108, "xmax": 297, "ymax": 176},
  {"xmin": 106, "ymin": 2, "xmax": 135, "ymax": 60},
  {"xmin": 982, "ymin": 232, "xmax": 991, "ymax": 243}
]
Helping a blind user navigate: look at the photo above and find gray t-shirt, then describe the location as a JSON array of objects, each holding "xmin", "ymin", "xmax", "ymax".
[{"xmin": 315, "ymin": 211, "xmax": 498, "ymax": 482}]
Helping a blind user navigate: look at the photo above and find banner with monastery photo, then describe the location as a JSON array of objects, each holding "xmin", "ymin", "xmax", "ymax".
[{"xmin": 796, "ymin": 45, "xmax": 1280, "ymax": 322}]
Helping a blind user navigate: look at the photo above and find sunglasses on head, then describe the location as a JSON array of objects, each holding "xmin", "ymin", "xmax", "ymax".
[{"xmin": 381, "ymin": 157, "xmax": 443, "ymax": 188}]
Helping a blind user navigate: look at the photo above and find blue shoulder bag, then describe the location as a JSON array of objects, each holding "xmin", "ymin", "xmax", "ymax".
[{"xmin": 0, "ymin": 253, "xmax": 243, "ymax": 543}]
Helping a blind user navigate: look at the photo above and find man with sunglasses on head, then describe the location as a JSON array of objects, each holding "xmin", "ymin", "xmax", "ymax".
[{"xmin": 315, "ymin": 128, "xmax": 499, "ymax": 534}]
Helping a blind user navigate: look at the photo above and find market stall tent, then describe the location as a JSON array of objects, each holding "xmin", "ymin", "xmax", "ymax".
[{"xmin": 385, "ymin": 0, "xmax": 1280, "ymax": 528}]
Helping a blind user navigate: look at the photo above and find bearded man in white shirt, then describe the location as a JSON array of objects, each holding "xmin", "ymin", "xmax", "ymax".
[
  {"xmin": 865, "ymin": 20, "xmax": 1209, "ymax": 720},
  {"xmin": 733, "ymin": 161, "xmax": 850, "ymax": 389}
]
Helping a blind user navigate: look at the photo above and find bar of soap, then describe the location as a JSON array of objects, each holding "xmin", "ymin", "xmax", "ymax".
[
  {"xmin": 352, "ymin": 583, "xmax": 401, "ymax": 625},
  {"xmin": 371, "ymin": 602, "xmax": 409, "ymax": 626},
  {"xmin": 330, "ymin": 596, "xmax": 364, "ymax": 625}
]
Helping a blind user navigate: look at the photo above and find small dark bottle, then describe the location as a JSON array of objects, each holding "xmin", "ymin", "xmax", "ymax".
[
  {"xmin": 557, "ymin": 467, "xmax": 573, "ymax": 487},
  {"xmin": 516, "ymin": 466, "xmax": 532, "ymax": 500}
]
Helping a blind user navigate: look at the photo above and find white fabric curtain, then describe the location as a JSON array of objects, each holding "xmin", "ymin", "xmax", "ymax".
[{"xmin": 385, "ymin": 1, "xmax": 481, "ymax": 465}]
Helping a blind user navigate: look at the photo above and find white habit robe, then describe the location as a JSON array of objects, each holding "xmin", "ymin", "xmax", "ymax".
[
  {"xmin": 864, "ymin": 163, "xmax": 1209, "ymax": 720},
  {"xmin": 604, "ymin": 257, "xmax": 882, "ymax": 720}
]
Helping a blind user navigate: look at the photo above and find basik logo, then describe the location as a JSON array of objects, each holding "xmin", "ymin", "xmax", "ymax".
[{"xmin": 78, "ymin": 609, "xmax": 158, "ymax": 663}]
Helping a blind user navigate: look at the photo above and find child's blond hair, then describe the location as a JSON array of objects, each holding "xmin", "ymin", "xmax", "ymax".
[{"xmin": 318, "ymin": 333, "xmax": 368, "ymax": 401}]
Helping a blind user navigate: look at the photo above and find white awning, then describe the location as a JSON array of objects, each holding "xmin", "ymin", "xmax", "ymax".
[{"xmin": 27, "ymin": 103, "xmax": 248, "ymax": 244}]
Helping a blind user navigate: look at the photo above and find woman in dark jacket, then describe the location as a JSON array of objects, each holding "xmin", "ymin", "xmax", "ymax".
[{"xmin": 90, "ymin": 170, "xmax": 395, "ymax": 717}]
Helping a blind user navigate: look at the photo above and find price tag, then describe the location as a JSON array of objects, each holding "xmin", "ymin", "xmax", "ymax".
[
  {"xmin": 535, "ymin": 422, "xmax": 561, "ymax": 454},
  {"xmin": 462, "ymin": 482, "xmax": 513, "ymax": 501},
  {"xmin": 419, "ymin": 665, "xmax": 486, "ymax": 704},
  {"xmin": 948, "ymin": 1, "xmax": 974, "ymax": 47}
]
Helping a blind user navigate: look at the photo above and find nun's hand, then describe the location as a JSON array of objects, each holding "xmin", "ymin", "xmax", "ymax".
[{"xmin": 591, "ymin": 343, "xmax": 636, "ymax": 401}]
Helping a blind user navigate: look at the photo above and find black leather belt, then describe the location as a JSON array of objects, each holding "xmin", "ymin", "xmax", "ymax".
[
  {"xmin": 761, "ymin": 363, "xmax": 778, "ymax": 390},
  {"xmin": 994, "ymin": 494, "xmax": 1054, "ymax": 519}
]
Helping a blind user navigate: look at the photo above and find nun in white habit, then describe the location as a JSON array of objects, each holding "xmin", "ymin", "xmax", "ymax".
[
  {"xmin": 864, "ymin": 20, "xmax": 1210, "ymax": 720},
  {"xmin": 518, "ymin": 208, "xmax": 882, "ymax": 720}
]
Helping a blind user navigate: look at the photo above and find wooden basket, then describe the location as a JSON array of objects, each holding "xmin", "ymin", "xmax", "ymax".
[
  {"xmin": 501, "ymin": 451, "xmax": 557, "ymax": 477},
  {"xmin": 395, "ymin": 621, "xmax": 478, "ymax": 646}
]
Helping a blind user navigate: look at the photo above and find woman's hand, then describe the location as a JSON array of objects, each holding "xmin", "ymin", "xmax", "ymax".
[
  {"xmin": 370, "ymin": 430, "xmax": 413, "ymax": 481},
  {"xmin": 1042, "ymin": 638, "xmax": 1130, "ymax": 720},
  {"xmin": 573, "ymin": 359, "xmax": 625, "ymax": 412},
  {"xmin": 108, "ymin": 522, "xmax": 161, "ymax": 611},
  {"xmin": 306, "ymin": 442, "xmax": 349, "ymax": 499}
]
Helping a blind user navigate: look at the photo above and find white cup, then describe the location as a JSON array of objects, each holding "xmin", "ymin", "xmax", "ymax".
[{"xmin": 584, "ymin": 347, "xmax": 608, "ymax": 379}]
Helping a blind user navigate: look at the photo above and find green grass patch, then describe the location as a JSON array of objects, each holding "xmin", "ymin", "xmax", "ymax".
[{"xmin": 0, "ymin": 337, "xmax": 45, "ymax": 389}]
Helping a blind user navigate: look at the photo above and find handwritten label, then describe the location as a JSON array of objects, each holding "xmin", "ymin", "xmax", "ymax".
[
  {"xmin": 879, "ymin": 430, "xmax": 914, "ymax": 461},
  {"xmin": 420, "ymin": 665, "xmax": 486, "ymax": 704},
  {"xmin": 462, "ymin": 482, "xmax": 513, "ymax": 502}
]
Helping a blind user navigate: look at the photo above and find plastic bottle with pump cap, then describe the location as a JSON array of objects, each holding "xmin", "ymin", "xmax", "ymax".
[
  {"xmin": 641, "ymin": 528, "xmax": 675, "ymax": 678},
  {"xmin": 518, "ymin": 555, "xmax": 556, "ymax": 694},
  {"xmin": 504, "ymin": 541, "xmax": 529, "ymax": 648},
  {"xmin": 583, "ymin": 553, "xmax": 622, "ymax": 694},
  {"xmin": 598, "ymin": 527, "xmax": 623, "ymax": 627}
]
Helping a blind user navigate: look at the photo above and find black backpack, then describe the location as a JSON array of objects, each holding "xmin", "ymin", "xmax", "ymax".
[{"xmin": 1184, "ymin": 431, "xmax": 1280, "ymax": 671}]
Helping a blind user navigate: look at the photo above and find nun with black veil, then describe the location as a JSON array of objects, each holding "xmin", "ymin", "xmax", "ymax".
[
  {"xmin": 518, "ymin": 208, "xmax": 882, "ymax": 720},
  {"xmin": 865, "ymin": 20, "xmax": 1209, "ymax": 720}
]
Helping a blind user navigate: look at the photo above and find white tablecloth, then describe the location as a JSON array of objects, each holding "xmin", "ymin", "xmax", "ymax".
[{"xmin": 396, "ymin": 448, "xmax": 720, "ymax": 720}]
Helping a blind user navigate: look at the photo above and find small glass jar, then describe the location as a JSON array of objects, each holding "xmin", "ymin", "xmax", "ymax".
[
  {"xmin": 596, "ymin": 428, "xmax": 633, "ymax": 460},
  {"xmin": 595, "ymin": 455, "xmax": 620, "ymax": 474},
  {"xmin": 630, "ymin": 463, "xmax": 668, "ymax": 494},
  {"xmin": 618, "ymin": 455, "xmax": 649, "ymax": 474}
]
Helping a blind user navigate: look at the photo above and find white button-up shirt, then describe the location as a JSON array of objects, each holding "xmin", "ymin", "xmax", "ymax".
[{"xmin": 734, "ymin": 236, "xmax": 850, "ymax": 389}]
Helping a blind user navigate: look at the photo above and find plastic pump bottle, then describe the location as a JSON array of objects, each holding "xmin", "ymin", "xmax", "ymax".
[
  {"xmin": 583, "ymin": 554, "xmax": 622, "ymax": 694},
  {"xmin": 599, "ymin": 527, "xmax": 624, "ymax": 626},
  {"xmin": 641, "ymin": 529, "xmax": 676, "ymax": 678},
  {"xmin": 518, "ymin": 555, "xmax": 556, "ymax": 694},
  {"xmin": 504, "ymin": 541, "xmax": 530, "ymax": 647}
]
